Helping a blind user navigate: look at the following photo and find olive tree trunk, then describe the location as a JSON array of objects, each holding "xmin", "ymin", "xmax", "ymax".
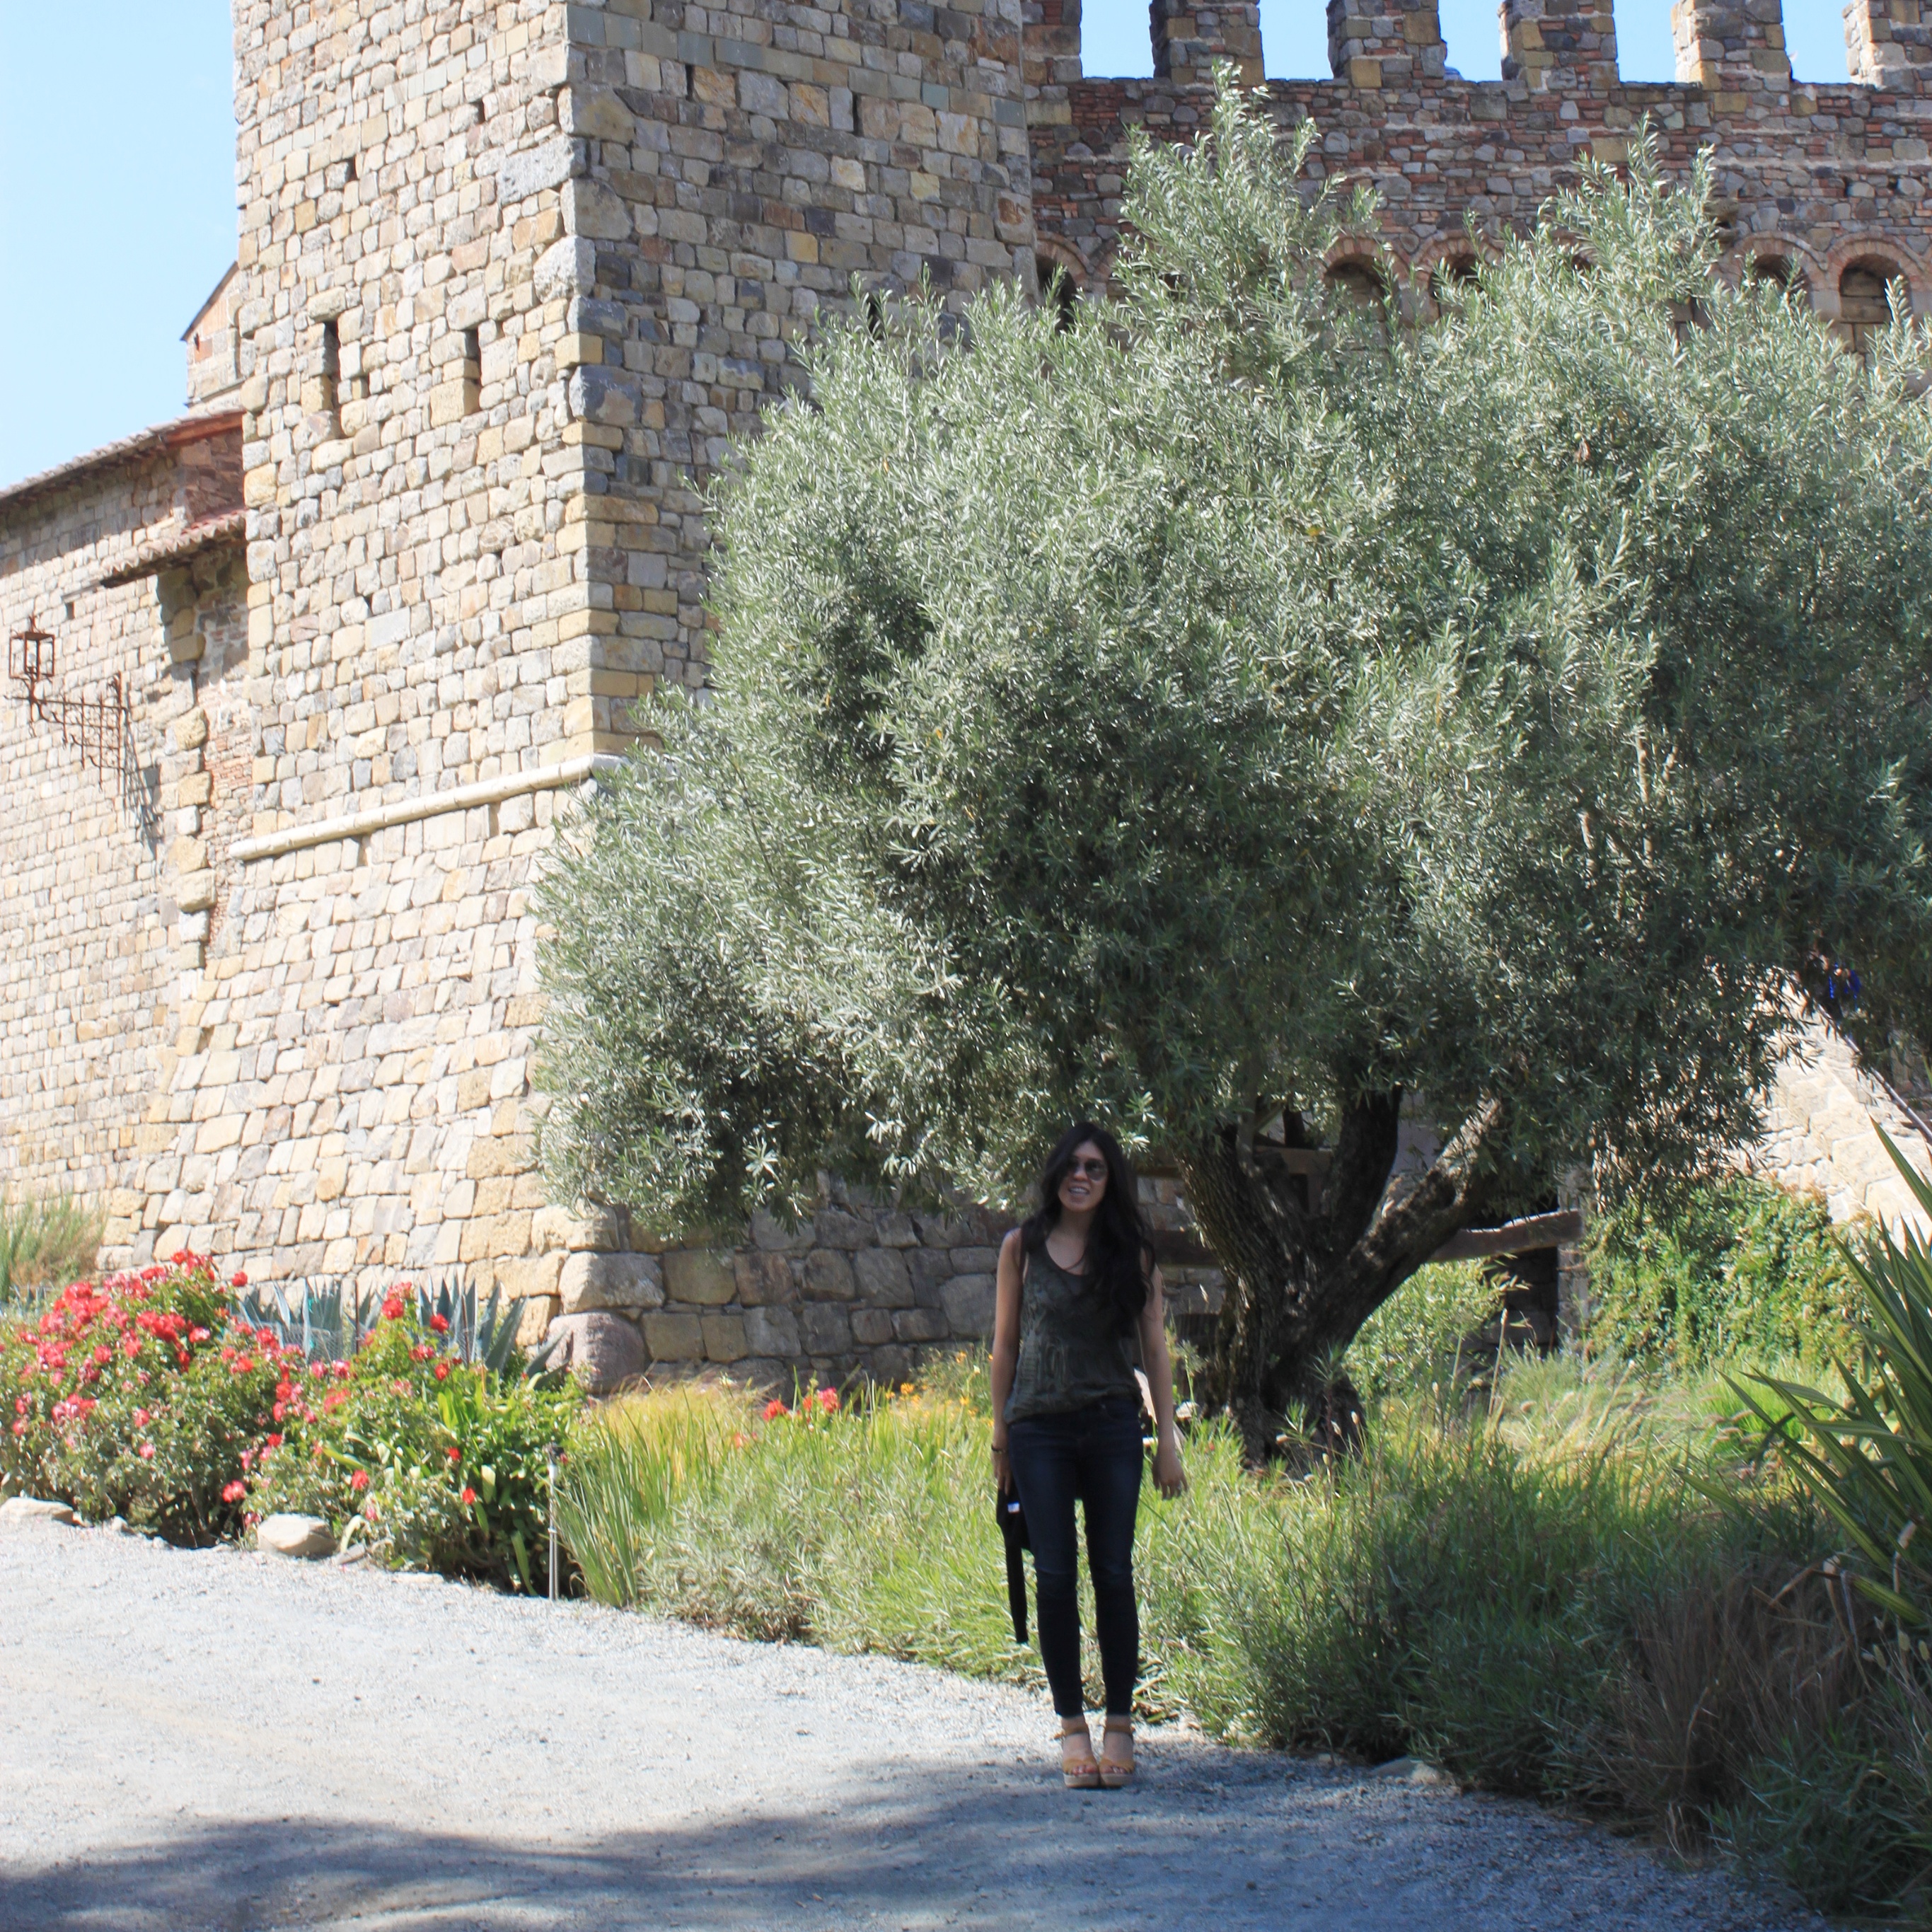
[{"xmin": 1178, "ymin": 1094, "xmax": 1502, "ymax": 1460}]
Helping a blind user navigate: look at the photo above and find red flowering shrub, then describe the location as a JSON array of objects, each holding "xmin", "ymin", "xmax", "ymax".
[
  {"xmin": 0, "ymin": 1256, "xmax": 299, "ymax": 1542},
  {"xmin": 246, "ymin": 1298, "xmax": 580, "ymax": 1591}
]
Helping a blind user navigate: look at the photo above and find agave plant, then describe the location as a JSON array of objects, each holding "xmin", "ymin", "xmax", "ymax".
[
  {"xmin": 234, "ymin": 1274, "xmax": 561, "ymax": 1379},
  {"xmin": 1733, "ymin": 1128, "xmax": 1932, "ymax": 1625}
]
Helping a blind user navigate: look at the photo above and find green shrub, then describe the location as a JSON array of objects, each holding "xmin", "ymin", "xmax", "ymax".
[
  {"xmin": 0, "ymin": 1255, "xmax": 293, "ymax": 1542},
  {"xmin": 1344, "ymin": 1261, "xmax": 1498, "ymax": 1399},
  {"xmin": 0, "ymin": 1191, "xmax": 104, "ymax": 1301},
  {"xmin": 1587, "ymin": 1175, "xmax": 1858, "ymax": 1372},
  {"xmin": 245, "ymin": 1290, "xmax": 581, "ymax": 1591},
  {"xmin": 557, "ymin": 1348, "xmax": 1932, "ymax": 1919}
]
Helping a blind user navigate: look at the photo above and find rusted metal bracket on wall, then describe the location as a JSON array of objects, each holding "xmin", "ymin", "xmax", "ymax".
[{"xmin": 8, "ymin": 615, "xmax": 130, "ymax": 777}]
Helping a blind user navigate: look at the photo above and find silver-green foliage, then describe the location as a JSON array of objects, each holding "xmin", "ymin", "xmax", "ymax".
[{"xmin": 536, "ymin": 76, "xmax": 1932, "ymax": 1238}]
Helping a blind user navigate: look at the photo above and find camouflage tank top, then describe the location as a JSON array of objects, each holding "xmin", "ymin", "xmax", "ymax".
[{"xmin": 1003, "ymin": 1244, "xmax": 1143, "ymax": 1423}]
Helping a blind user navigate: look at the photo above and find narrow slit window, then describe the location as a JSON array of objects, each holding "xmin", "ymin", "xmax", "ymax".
[
  {"xmin": 308, "ymin": 318, "xmax": 341, "ymax": 430},
  {"xmin": 462, "ymin": 327, "xmax": 482, "ymax": 415}
]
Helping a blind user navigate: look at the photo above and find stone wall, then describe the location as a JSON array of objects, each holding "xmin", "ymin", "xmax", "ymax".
[
  {"xmin": 0, "ymin": 421, "xmax": 244, "ymax": 1205},
  {"xmin": 1751, "ymin": 1014, "xmax": 1932, "ymax": 1236},
  {"xmin": 545, "ymin": 1193, "xmax": 1010, "ymax": 1392},
  {"xmin": 9, "ymin": 0, "xmax": 1932, "ymax": 1394},
  {"xmin": 1029, "ymin": 0, "xmax": 1932, "ymax": 326}
]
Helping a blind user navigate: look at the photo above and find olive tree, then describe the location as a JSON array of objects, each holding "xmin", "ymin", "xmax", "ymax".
[{"xmin": 536, "ymin": 81, "xmax": 1932, "ymax": 1453}]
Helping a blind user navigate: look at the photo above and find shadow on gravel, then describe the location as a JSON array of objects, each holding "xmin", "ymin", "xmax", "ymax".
[{"xmin": 0, "ymin": 1771, "xmax": 1306, "ymax": 1932}]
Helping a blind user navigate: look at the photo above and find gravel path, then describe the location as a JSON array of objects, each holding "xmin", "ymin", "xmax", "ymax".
[{"xmin": 0, "ymin": 1517, "xmax": 1819, "ymax": 1932}]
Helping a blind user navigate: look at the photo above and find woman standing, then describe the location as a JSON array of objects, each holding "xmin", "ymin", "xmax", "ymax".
[{"xmin": 990, "ymin": 1121, "xmax": 1187, "ymax": 1789}]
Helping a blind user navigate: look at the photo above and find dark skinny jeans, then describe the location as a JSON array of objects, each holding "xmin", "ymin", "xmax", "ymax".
[{"xmin": 1005, "ymin": 1394, "xmax": 1144, "ymax": 1720}]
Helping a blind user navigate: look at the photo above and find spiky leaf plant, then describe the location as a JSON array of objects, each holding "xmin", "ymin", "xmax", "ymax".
[{"xmin": 1736, "ymin": 1128, "xmax": 1932, "ymax": 1624}]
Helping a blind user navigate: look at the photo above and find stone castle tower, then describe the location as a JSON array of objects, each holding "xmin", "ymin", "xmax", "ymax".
[{"xmin": 5, "ymin": 0, "xmax": 1932, "ymax": 1386}]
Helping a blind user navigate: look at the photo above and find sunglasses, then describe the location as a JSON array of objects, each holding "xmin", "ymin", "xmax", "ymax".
[{"xmin": 1066, "ymin": 1157, "xmax": 1109, "ymax": 1180}]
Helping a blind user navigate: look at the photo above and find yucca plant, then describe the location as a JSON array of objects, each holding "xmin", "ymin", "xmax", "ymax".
[
  {"xmin": 1733, "ymin": 1128, "xmax": 1932, "ymax": 1625},
  {"xmin": 235, "ymin": 1275, "xmax": 559, "ymax": 1378}
]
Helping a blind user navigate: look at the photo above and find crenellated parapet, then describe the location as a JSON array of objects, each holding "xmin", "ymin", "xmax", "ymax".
[
  {"xmin": 1150, "ymin": 0, "xmax": 1263, "ymax": 89},
  {"xmin": 1027, "ymin": 0, "xmax": 1932, "ymax": 317},
  {"xmin": 1326, "ymin": 0, "xmax": 1447, "ymax": 91}
]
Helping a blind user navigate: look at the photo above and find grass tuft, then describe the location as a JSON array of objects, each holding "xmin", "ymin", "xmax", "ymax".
[{"xmin": 0, "ymin": 1191, "xmax": 104, "ymax": 1304}]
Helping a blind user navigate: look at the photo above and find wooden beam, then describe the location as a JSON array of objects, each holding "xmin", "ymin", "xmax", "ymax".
[
  {"xmin": 1255, "ymin": 1145, "xmax": 1333, "ymax": 1175},
  {"xmin": 1428, "ymin": 1210, "xmax": 1583, "ymax": 1263},
  {"xmin": 1150, "ymin": 1208, "xmax": 1583, "ymax": 1276}
]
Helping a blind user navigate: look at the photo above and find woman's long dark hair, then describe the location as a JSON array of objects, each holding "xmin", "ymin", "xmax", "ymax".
[{"xmin": 1021, "ymin": 1121, "xmax": 1154, "ymax": 1335}]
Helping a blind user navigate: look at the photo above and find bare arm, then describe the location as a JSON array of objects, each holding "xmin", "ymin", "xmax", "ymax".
[
  {"xmin": 1140, "ymin": 1266, "xmax": 1187, "ymax": 1499},
  {"xmin": 989, "ymin": 1227, "xmax": 1024, "ymax": 1493}
]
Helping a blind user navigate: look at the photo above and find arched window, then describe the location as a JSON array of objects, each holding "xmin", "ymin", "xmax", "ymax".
[
  {"xmin": 1744, "ymin": 253, "xmax": 1805, "ymax": 296},
  {"xmin": 1428, "ymin": 253, "xmax": 1479, "ymax": 313},
  {"xmin": 1325, "ymin": 260, "xmax": 1387, "ymax": 310},
  {"xmin": 1839, "ymin": 259, "xmax": 1903, "ymax": 361},
  {"xmin": 1036, "ymin": 255, "xmax": 1079, "ymax": 332}
]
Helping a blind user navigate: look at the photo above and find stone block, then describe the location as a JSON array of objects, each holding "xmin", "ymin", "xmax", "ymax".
[
  {"xmin": 550, "ymin": 1313, "xmax": 647, "ymax": 1393},
  {"xmin": 256, "ymin": 1513, "xmax": 335, "ymax": 1559},
  {"xmin": 941, "ymin": 1273, "xmax": 997, "ymax": 1338},
  {"xmin": 892, "ymin": 1307, "xmax": 949, "ymax": 1343},
  {"xmin": 813, "ymin": 1209, "xmax": 870, "ymax": 1249},
  {"xmin": 873, "ymin": 1212, "xmax": 918, "ymax": 1247},
  {"xmin": 908, "ymin": 1248, "xmax": 955, "ymax": 1295},
  {"xmin": 515, "ymin": 1295, "xmax": 564, "ymax": 1348},
  {"xmin": 852, "ymin": 1246, "xmax": 913, "ymax": 1307},
  {"xmin": 751, "ymin": 1210, "xmax": 812, "ymax": 1254},
  {"xmin": 643, "ymin": 1311, "xmax": 706, "ymax": 1361},
  {"xmin": 850, "ymin": 1306, "xmax": 896, "ymax": 1346},
  {"xmin": 799, "ymin": 1303, "xmax": 853, "ymax": 1353},
  {"xmin": 804, "ymin": 1249, "xmax": 857, "ymax": 1300},
  {"xmin": 702, "ymin": 1314, "xmax": 748, "ymax": 1362},
  {"xmin": 0, "ymin": 1497, "xmax": 77, "ymax": 1527},
  {"xmin": 661, "ymin": 1248, "xmax": 736, "ymax": 1306},
  {"xmin": 734, "ymin": 1250, "xmax": 795, "ymax": 1305},
  {"xmin": 559, "ymin": 1250, "xmax": 664, "ymax": 1313},
  {"xmin": 744, "ymin": 1305, "xmax": 802, "ymax": 1356},
  {"xmin": 868, "ymin": 1345, "xmax": 915, "ymax": 1390}
]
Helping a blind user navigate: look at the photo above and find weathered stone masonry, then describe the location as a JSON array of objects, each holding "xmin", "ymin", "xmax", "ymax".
[{"xmin": 6, "ymin": 0, "xmax": 1932, "ymax": 1390}]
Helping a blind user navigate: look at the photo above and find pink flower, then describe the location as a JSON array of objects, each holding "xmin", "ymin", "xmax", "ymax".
[
  {"xmin": 381, "ymin": 1295, "xmax": 405, "ymax": 1322},
  {"xmin": 434, "ymin": 1362, "xmax": 450, "ymax": 1382},
  {"xmin": 231, "ymin": 1272, "xmax": 248, "ymax": 1288},
  {"xmin": 349, "ymin": 1470, "xmax": 370, "ymax": 1492},
  {"xmin": 139, "ymin": 1443, "xmax": 155, "ymax": 1460},
  {"xmin": 445, "ymin": 1446, "xmax": 461, "ymax": 1462},
  {"xmin": 815, "ymin": 1387, "xmax": 840, "ymax": 1414},
  {"xmin": 429, "ymin": 1313, "xmax": 449, "ymax": 1335},
  {"xmin": 762, "ymin": 1398, "xmax": 787, "ymax": 1421},
  {"xmin": 221, "ymin": 1481, "xmax": 246, "ymax": 1503},
  {"xmin": 461, "ymin": 1486, "xmax": 478, "ymax": 1505},
  {"xmin": 133, "ymin": 1408, "xmax": 151, "ymax": 1428}
]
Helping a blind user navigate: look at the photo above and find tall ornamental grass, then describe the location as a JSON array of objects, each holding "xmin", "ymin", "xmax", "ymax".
[
  {"xmin": 0, "ymin": 1191, "xmax": 104, "ymax": 1305},
  {"xmin": 558, "ymin": 1346, "xmax": 1927, "ymax": 1918}
]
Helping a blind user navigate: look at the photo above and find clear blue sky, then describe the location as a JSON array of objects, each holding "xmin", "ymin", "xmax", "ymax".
[
  {"xmin": 0, "ymin": 3, "xmax": 236, "ymax": 490},
  {"xmin": 0, "ymin": 0, "xmax": 1858, "ymax": 492}
]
